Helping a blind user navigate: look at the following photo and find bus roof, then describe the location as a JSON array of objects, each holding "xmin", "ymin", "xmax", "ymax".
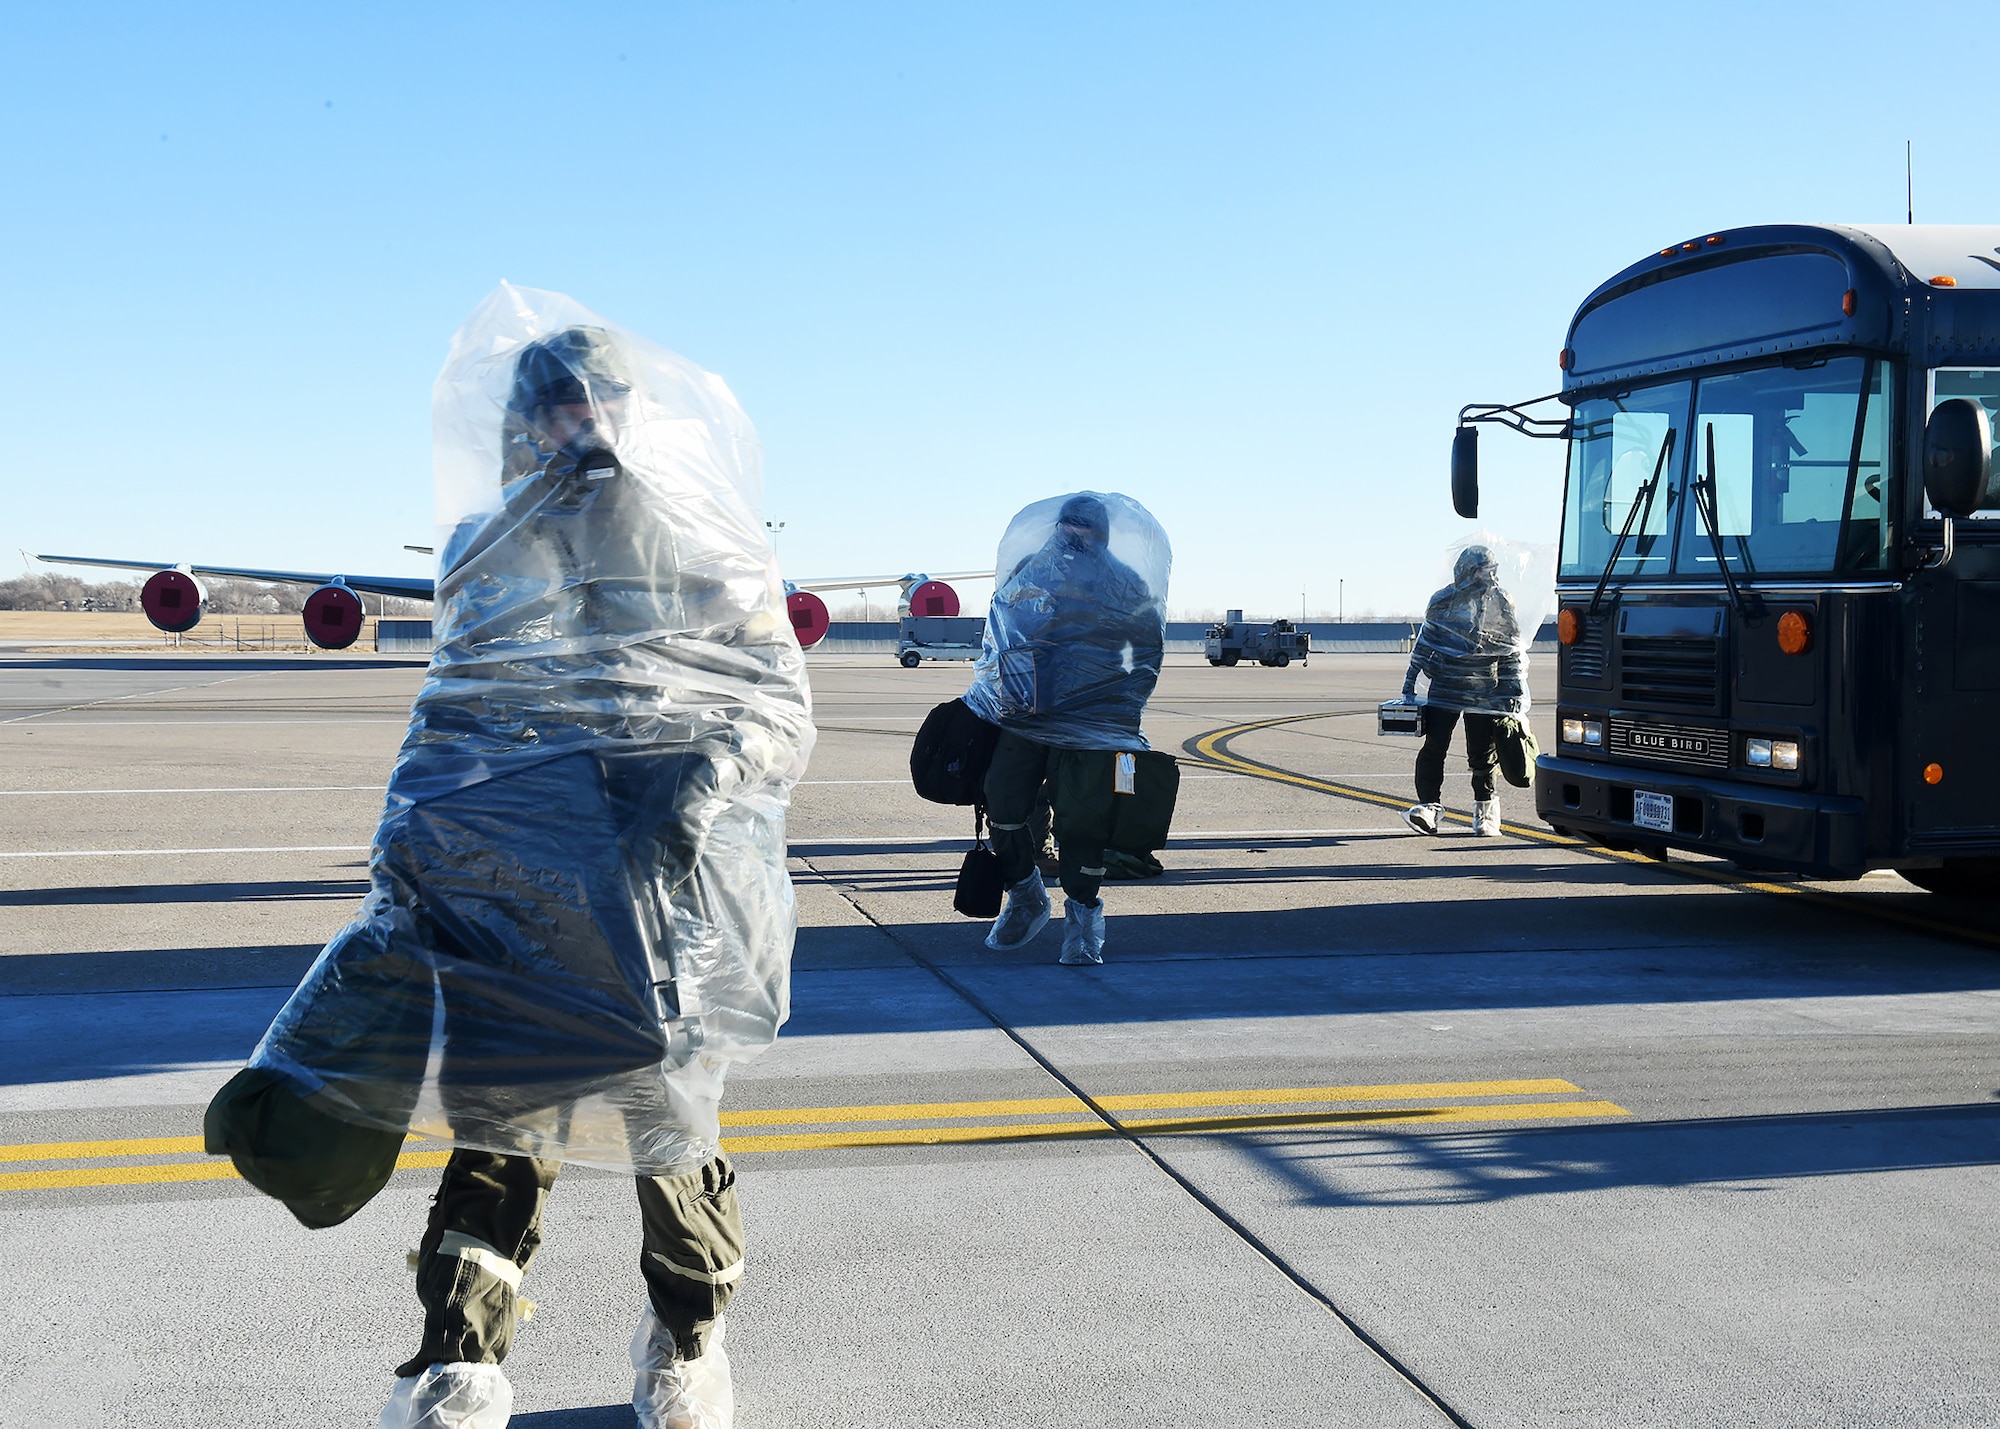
[
  {"xmin": 1844, "ymin": 224, "xmax": 2000, "ymax": 291},
  {"xmin": 1562, "ymin": 223, "xmax": 2000, "ymax": 397}
]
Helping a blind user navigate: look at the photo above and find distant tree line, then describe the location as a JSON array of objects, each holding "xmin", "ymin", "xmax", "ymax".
[{"xmin": 0, "ymin": 573, "xmax": 430, "ymax": 617}]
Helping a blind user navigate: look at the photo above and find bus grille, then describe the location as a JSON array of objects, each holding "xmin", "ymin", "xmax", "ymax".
[
  {"xmin": 1566, "ymin": 619, "xmax": 1608, "ymax": 681},
  {"xmin": 1606, "ymin": 717, "xmax": 1730, "ymax": 771},
  {"xmin": 1620, "ymin": 635, "xmax": 1720, "ymax": 710}
]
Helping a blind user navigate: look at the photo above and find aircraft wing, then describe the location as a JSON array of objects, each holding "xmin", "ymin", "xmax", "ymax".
[
  {"xmin": 791, "ymin": 570, "xmax": 988, "ymax": 593},
  {"xmin": 34, "ymin": 554, "xmax": 989, "ymax": 605},
  {"xmin": 33, "ymin": 553, "xmax": 435, "ymax": 602}
]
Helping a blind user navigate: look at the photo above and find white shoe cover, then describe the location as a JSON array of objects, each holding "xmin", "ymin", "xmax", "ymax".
[
  {"xmin": 1473, "ymin": 799, "xmax": 1501, "ymax": 837},
  {"xmin": 632, "ymin": 1307, "xmax": 733, "ymax": 1429},
  {"xmin": 984, "ymin": 871, "xmax": 1051, "ymax": 950},
  {"xmin": 379, "ymin": 1363, "xmax": 513, "ymax": 1429},
  {"xmin": 1058, "ymin": 899, "xmax": 1105, "ymax": 965},
  {"xmin": 1401, "ymin": 803, "xmax": 1440, "ymax": 836}
]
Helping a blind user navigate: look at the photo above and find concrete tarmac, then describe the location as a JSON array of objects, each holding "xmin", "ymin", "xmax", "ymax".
[{"xmin": 3, "ymin": 652, "xmax": 1998, "ymax": 1427}]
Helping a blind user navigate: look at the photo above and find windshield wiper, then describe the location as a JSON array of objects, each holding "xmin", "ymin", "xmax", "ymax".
[
  {"xmin": 1692, "ymin": 421, "xmax": 1762, "ymax": 619},
  {"xmin": 1588, "ymin": 426, "xmax": 1675, "ymax": 619}
]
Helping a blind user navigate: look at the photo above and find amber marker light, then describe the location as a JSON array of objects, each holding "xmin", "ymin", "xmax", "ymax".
[
  {"xmin": 1924, "ymin": 763, "xmax": 1945, "ymax": 785},
  {"xmin": 1930, "ymin": 275, "xmax": 1959, "ymax": 287},
  {"xmin": 1705, "ymin": 235, "xmax": 1725, "ymax": 246},
  {"xmin": 1659, "ymin": 246, "xmax": 1677, "ymax": 258},
  {"xmin": 1559, "ymin": 347, "xmax": 1574, "ymax": 371},
  {"xmin": 1558, "ymin": 608, "xmax": 1581, "ymax": 645},
  {"xmin": 1777, "ymin": 610, "xmax": 1812, "ymax": 655},
  {"xmin": 1842, "ymin": 289, "xmax": 1857, "ymax": 317},
  {"xmin": 1681, "ymin": 241, "xmax": 1699, "ymax": 252}
]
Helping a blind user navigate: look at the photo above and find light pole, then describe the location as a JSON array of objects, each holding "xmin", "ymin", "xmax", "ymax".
[
  {"xmin": 764, "ymin": 519, "xmax": 786, "ymax": 556},
  {"xmin": 1338, "ymin": 579, "xmax": 1344, "ymax": 624}
]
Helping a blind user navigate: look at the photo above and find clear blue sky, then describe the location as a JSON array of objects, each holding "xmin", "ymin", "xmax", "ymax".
[{"xmin": 5, "ymin": 2, "xmax": 1989, "ymax": 617}]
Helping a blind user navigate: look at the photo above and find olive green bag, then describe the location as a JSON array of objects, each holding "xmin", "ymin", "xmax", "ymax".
[
  {"xmin": 1049, "ymin": 749, "xmax": 1181, "ymax": 859},
  {"xmin": 1497, "ymin": 717, "xmax": 1540, "ymax": 789},
  {"xmin": 204, "ymin": 1067, "xmax": 408, "ymax": 1229}
]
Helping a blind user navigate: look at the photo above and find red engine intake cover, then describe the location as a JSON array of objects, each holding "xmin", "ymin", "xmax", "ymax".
[
  {"xmin": 302, "ymin": 584, "xmax": 366, "ymax": 650},
  {"xmin": 140, "ymin": 570, "xmax": 207, "ymax": 633},
  {"xmin": 907, "ymin": 580, "xmax": 961, "ymax": 618},
  {"xmin": 786, "ymin": 590, "xmax": 830, "ymax": 648}
]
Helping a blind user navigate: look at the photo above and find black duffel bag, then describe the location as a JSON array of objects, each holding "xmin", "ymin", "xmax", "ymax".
[{"xmin": 910, "ymin": 698, "xmax": 1002, "ymax": 805}]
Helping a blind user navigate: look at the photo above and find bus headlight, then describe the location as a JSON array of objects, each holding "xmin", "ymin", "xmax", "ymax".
[
  {"xmin": 1561, "ymin": 717, "xmax": 1603, "ymax": 747},
  {"xmin": 1746, "ymin": 738, "xmax": 1800, "ymax": 770}
]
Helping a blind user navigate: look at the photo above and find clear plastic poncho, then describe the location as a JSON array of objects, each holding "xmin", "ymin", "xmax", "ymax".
[
  {"xmin": 961, "ymin": 491, "xmax": 1170, "ymax": 751},
  {"xmin": 1402, "ymin": 536, "xmax": 1552, "ymax": 716},
  {"xmin": 242, "ymin": 284, "xmax": 815, "ymax": 1175}
]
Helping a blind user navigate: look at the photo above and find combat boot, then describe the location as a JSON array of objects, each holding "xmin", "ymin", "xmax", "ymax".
[
  {"xmin": 1059, "ymin": 899, "xmax": 1105, "ymax": 965},
  {"xmin": 985, "ymin": 871, "xmax": 1051, "ymax": 950},
  {"xmin": 1473, "ymin": 799, "xmax": 1501, "ymax": 837},
  {"xmin": 632, "ymin": 1307, "xmax": 733, "ymax": 1429},
  {"xmin": 378, "ymin": 1363, "xmax": 513, "ymax": 1429}
]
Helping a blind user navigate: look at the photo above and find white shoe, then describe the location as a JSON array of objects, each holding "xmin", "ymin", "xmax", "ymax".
[
  {"xmin": 984, "ymin": 871, "xmax": 1051, "ymax": 950},
  {"xmin": 1401, "ymin": 803, "xmax": 1440, "ymax": 836},
  {"xmin": 632, "ymin": 1308, "xmax": 733, "ymax": 1429},
  {"xmin": 1059, "ymin": 899, "xmax": 1105, "ymax": 965},
  {"xmin": 379, "ymin": 1363, "xmax": 513, "ymax": 1429},
  {"xmin": 1473, "ymin": 800, "xmax": 1501, "ymax": 837}
]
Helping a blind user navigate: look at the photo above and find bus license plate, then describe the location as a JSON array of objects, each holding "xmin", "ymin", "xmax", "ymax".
[{"xmin": 1633, "ymin": 790, "xmax": 1673, "ymax": 834}]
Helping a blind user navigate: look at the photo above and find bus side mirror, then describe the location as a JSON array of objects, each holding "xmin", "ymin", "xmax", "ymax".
[
  {"xmin": 1923, "ymin": 397, "xmax": 1997, "ymax": 518},
  {"xmin": 1451, "ymin": 427, "xmax": 1479, "ymax": 518}
]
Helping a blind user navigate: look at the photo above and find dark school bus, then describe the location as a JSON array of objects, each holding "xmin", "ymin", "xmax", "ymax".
[{"xmin": 1451, "ymin": 224, "xmax": 2000, "ymax": 894}]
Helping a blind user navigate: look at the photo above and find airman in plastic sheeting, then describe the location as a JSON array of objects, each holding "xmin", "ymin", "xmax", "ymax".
[
  {"xmin": 1400, "ymin": 544, "xmax": 1525, "ymax": 838},
  {"xmin": 384, "ymin": 315, "xmax": 794, "ymax": 1429},
  {"xmin": 204, "ymin": 284, "xmax": 813, "ymax": 1429},
  {"xmin": 961, "ymin": 492, "xmax": 1172, "ymax": 964}
]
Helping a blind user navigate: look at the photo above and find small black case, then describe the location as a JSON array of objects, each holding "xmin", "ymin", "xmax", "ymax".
[{"xmin": 953, "ymin": 808, "xmax": 1005, "ymax": 918}]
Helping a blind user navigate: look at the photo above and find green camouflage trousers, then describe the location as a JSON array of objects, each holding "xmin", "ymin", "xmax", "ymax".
[{"xmin": 398, "ymin": 1148, "xmax": 743, "ymax": 1374}]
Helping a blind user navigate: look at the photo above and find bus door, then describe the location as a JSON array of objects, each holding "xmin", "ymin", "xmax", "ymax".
[{"xmin": 1908, "ymin": 369, "xmax": 2000, "ymax": 840}]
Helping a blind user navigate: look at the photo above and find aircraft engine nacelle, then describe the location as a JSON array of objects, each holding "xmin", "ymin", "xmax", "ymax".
[
  {"xmin": 905, "ymin": 579, "xmax": 961, "ymax": 618},
  {"xmin": 140, "ymin": 569, "xmax": 207, "ymax": 633},
  {"xmin": 302, "ymin": 583, "xmax": 366, "ymax": 650},
  {"xmin": 786, "ymin": 590, "xmax": 830, "ymax": 648}
]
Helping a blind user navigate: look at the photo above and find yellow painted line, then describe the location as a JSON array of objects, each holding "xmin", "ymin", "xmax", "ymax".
[
  {"xmin": 1093, "ymin": 1078, "xmax": 1581, "ymax": 1110},
  {"xmin": 722, "ymin": 1097, "xmax": 1084, "ymax": 1126},
  {"xmin": 0, "ymin": 1161, "xmax": 244, "ymax": 1192},
  {"xmin": 0, "ymin": 1082, "xmax": 1620, "ymax": 1189},
  {"xmin": 0, "ymin": 1135, "xmax": 204, "ymax": 1163},
  {"xmin": 0, "ymin": 1149, "xmax": 452, "ymax": 1193},
  {"xmin": 1191, "ymin": 714, "xmax": 2000, "ymax": 952},
  {"xmin": 720, "ymin": 1098, "xmax": 1628, "ymax": 1153},
  {"xmin": 719, "ymin": 1078, "xmax": 1584, "ymax": 1127},
  {"xmin": 1112, "ymin": 1100, "xmax": 1628, "ymax": 1136}
]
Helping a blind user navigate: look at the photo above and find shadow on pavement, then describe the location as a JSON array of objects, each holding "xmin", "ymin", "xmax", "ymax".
[
  {"xmin": 1226, "ymin": 1100, "xmax": 2000, "ymax": 1207},
  {"xmin": 0, "ymin": 656, "xmax": 423, "ymax": 672},
  {"xmin": 0, "ymin": 879, "xmax": 370, "ymax": 907},
  {"xmin": 7, "ymin": 876, "xmax": 1998, "ymax": 1084},
  {"xmin": 512, "ymin": 1408, "xmax": 633, "ymax": 1427}
]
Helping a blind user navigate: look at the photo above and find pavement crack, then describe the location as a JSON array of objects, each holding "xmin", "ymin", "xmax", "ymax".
[{"xmin": 793, "ymin": 851, "xmax": 1479, "ymax": 1428}]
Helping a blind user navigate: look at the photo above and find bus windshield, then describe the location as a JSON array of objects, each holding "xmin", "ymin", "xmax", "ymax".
[
  {"xmin": 1676, "ymin": 357, "xmax": 1888, "ymax": 577},
  {"xmin": 1560, "ymin": 380, "xmax": 1690, "ymax": 582},
  {"xmin": 1559, "ymin": 359, "xmax": 1891, "ymax": 583}
]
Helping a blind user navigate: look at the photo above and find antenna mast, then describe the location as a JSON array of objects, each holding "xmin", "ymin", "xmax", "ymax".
[{"xmin": 1907, "ymin": 140, "xmax": 1913, "ymax": 225}]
